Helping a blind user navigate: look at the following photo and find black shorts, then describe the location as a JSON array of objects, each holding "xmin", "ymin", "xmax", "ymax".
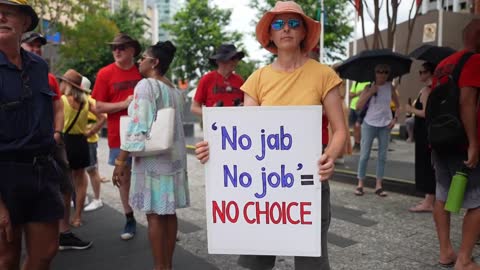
[
  {"xmin": 0, "ymin": 157, "xmax": 64, "ymax": 225},
  {"xmin": 64, "ymin": 134, "xmax": 90, "ymax": 170},
  {"xmin": 349, "ymin": 109, "xmax": 362, "ymax": 126}
]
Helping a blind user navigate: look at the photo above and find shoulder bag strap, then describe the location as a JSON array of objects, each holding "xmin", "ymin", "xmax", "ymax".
[
  {"xmin": 452, "ymin": 52, "xmax": 474, "ymax": 84},
  {"xmin": 65, "ymin": 102, "xmax": 84, "ymax": 134}
]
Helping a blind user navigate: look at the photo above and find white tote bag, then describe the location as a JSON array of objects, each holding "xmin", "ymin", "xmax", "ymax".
[{"xmin": 120, "ymin": 79, "xmax": 175, "ymax": 157}]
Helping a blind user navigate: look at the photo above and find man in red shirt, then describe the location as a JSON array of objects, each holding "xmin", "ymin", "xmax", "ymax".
[
  {"xmin": 191, "ymin": 44, "xmax": 244, "ymax": 116},
  {"xmin": 92, "ymin": 33, "xmax": 142, "ymax": 240},
  {"xmin": 431, "ymin": 19, "xmax": 480, "ymax": 270}
]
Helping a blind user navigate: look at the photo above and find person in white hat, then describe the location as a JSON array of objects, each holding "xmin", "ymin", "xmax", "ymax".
[{"xmin": 82, "ymin": 76, "xmax": 107, "ymax": 212}]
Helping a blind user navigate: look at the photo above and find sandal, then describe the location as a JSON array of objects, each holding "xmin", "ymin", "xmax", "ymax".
[
  {"xmin": 438, "ymin": 261, "xmax": 455, "ymax": 268},
  {"xmin": 374, "ymin": 188, "xmax": 387, "ymax": 197},
  {"xmin": 354, "ymin": 187, "xmax": 364, "ymax": 196},
  {"xmin": 70, "ymin": 219, "xmax": 83, "ymax": 228},
  {"xmin": 409, "ymin": 204, "xmax": 433, "ymax": 213}
]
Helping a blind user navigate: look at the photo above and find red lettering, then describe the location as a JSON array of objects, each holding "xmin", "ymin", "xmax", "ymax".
[
  {"xmin": 255, "ymin": 201, "xmax": 270, "ymax": 224},
  {"xmin": 300, "ymin": 202, "xmax": 312, "ymax": 225},
  {"xmin": 226, "ymin": 201, "xmax": 239, "ymax": 223},
  {"xmin": 212, "ymin": 200, "xmax": 226, "ymax": 223},
  {"xmin": 270, "ymin": 202, "xmax": 282, "ymax": 224},
  {"xmin": 286, "ymin": 202, "xmax": 300, "ymax": 224},
  {"xmin": 281, "ymin": 202, "xmax": 287, "ymax": 224},
  {"xmin": 243, "ymin": 201, "xmax": 256, "ymax": 224}
]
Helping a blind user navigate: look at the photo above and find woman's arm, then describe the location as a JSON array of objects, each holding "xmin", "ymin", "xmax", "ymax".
[
  {"xmin": 85, "ymin": 101, "xmax": 107, "ymax": 137},
  {"xmin": 356, "ymin": 84, "xmax": 376, "ymax": 110},
  {"xmin": 321, "ymin": 87, "xmax": 348, "ymax": 181},
  {"xmin": 408, "ymin": 87, "xmax": 431, "ymax": 118}
]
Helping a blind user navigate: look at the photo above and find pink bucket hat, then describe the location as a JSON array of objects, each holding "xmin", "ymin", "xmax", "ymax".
[{"xmin": 255, "ymin": 1, "xmax": 321, "ymax": 54}]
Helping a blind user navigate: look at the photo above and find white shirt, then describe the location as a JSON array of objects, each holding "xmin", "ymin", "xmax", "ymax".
[{"xmin": 364, "ymin": 83, "xmax": 393, "ymax": 127}]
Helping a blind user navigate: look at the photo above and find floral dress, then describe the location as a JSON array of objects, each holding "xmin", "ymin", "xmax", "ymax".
[{"xmin": 121, "ymin": 78, "xmax": 190, "ymax": 215}]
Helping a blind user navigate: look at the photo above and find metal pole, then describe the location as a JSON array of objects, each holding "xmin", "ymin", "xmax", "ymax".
[
  {"xmin": 438, "ymin": 0, "xmax": 444, "ymax": 46},
  {"xmin": 319, "ymin": 0, "xmax": 325, "ymax": 63}
]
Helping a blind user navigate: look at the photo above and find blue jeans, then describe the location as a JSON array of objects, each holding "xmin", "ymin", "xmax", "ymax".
[{"xmin": 357, "ymin": 122, "xmax": 390, "ymax": 180}]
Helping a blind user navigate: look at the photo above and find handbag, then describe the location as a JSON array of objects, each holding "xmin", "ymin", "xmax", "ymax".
[{"xmin": 120, "ymin": 79, "xmax": 175, "ymax": 157}]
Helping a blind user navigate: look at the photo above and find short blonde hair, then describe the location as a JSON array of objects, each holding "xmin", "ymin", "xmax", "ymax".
[{"xmin": 63, "ymin": 83, "xmax": 86, "ymax": 104}]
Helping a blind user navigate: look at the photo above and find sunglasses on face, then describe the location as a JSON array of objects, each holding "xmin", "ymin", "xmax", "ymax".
[
  {"xmin": 376, "ymin": 70, "xmax": 390, "ymax": 75},
  {"xmin": 111, "ymin": 45, "xmax": 127, "ymax": 51},
  {"xmin": 139, "ymin": 55, "xmax": 155, "ymax": 62},
  {"xmin": 271, "ymin": 19, "xmax": 302, "ymax": 31}
]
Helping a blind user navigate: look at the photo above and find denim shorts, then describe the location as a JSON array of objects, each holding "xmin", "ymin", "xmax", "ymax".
[
  {"xmin": 432, "ymin": 151, "xmax": 480, "ymax": 209},
  {"xmin": 237, "ymin": 183, "xmax": 331, "ymax": 270},
  {"xmin": 0, "ymin": 156, "xmax": 64, "ymax": 225},
  {"xmin": 86, "ymin": 142, "xmax": 98, "ymax": 171},
  {"xmin": 108, "ymin": 147, "xmax": 132, "ymax": 166}
]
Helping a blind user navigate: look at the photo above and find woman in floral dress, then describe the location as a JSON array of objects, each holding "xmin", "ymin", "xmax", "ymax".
[{"xmin": 112, "ymin": 41, "xmax": 189, "ymax": 270}]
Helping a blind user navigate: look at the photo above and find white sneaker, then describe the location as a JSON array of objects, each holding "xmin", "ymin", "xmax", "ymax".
[
  {"xmin": 70, "ymin": 197, "xmax": 89, "ymax": 208},
  {"xmin": 84, "ymin": 199, "xmax": 103, "ymax": 212}
]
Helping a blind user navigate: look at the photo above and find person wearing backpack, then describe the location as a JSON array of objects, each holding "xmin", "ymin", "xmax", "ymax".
[{"xmin": 428, "ymin": 19, "xmax": 480, "ymax": 270}]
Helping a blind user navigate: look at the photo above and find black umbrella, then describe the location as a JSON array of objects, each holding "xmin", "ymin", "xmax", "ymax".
[
  {"xmin": 336, "ymin": 49, "xmax": 413, "ymax": 82},
  {"xmin": 408, "ymin": 44, "xmax": 456, "ymax": 65}
]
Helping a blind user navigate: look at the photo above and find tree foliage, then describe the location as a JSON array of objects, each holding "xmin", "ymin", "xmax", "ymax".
[
  {"xmin": 249, "ymin": 0, "xmax": 353, "ymax": 62},
  {"xmin": 59, "ymin": 5, "xmax": 147, "ymax": 82},
  {"xmin": 163, "ymin": 0, "xmax": 243, "ymax": 81},
  {"xmin": 31, "ymin": 0, "xmax": 106, "ymax": 36},
  {"xmin": 59, "ymin": 11, "xmax": 118, "ymax": 81},
  {"xmin": 108, "ymin": 4, "xmax": 149, "ymax": 47}
]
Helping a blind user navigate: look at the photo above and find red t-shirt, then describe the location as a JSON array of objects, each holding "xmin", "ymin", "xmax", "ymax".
[
  {"xmin": 432, "ymin": 50, "xmax": 480, "ymax": 144},
  {"xmin": 92, "ymin": 63, "xmax": 142, "ymax": 148},
  {"xmin": 48, "ymin": 73, "xmax": 61, "ymax": 101},
  {"xmin": 194, "ymin": 71, "xmax": 244, "ymax": 107}
]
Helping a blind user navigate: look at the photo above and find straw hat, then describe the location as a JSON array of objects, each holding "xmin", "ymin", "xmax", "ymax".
[
  {"xmin": 0, "ymin": 0, "xmax": 39, "ymax": 32},
  {"xmin": 255, "ymin": 1, "xmax": 321, "ymax": 54},
  {"xmin": 59, "ymin": 69, "xmax": 90, "ymax": 93}
]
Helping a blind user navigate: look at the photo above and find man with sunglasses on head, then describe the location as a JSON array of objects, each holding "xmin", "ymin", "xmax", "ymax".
[
  {"xmin": 0, "ymin": 1, "xmax": 65, "ymax": 269},
  {"xmin": 191, "ymin": 44, "xmax": 245, "ymax": 116},
  {"xmin": 92, "ymin": 33, "xmax": 142, "ymax": 240},
  {"xmin": 21, "ymin": 32, "xmax": 93, "ymax": 251}
]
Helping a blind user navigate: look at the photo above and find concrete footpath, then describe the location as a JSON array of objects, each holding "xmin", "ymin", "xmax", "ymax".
[{"xmin": 52, "ymin": 136, "xmax": 480, "ymax": 270}]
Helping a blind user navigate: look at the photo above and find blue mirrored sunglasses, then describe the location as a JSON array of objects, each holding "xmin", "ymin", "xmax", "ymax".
[{"xmin": 271, "ymin": 19, "xmax": 302, "ymax": 31}]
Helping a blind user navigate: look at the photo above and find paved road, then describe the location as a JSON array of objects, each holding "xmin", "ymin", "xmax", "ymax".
[{"xmin": 52, "ymin": 138, "xmax": 479, "ymax": 270}]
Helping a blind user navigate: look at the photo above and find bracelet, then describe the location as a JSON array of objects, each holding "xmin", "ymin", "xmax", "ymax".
[
  {"xmin": 54, "ymin": 130, "xmax": 63, "ymax": 135},
  {"xmin": 115, "ymin": 159, "xmax": 127, "ymax": 166}
]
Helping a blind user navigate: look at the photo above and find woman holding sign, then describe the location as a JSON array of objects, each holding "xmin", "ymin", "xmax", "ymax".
[
  {"xmin": 196, "ymin": 1, "xmax": 347, "ymax": 269},
  {"xmin": 112, "ymin": 41, "xmax": 190, "ymax": 270}
]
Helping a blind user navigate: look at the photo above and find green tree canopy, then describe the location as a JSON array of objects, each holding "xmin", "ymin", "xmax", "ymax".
[
  {"xmin": 59, "ymin": 11, "xmax": 118, "ymax": 81},
  {"xmin": 249, "ymin": 0, "xmax": 353, "ymax": 62},
  {"xmin": 163, "ymin": 0, "xmax": 244, "ymax": 82},
  {"xmin": 59, "ymin": 5, "xmax": 147, "ymax": 82}
]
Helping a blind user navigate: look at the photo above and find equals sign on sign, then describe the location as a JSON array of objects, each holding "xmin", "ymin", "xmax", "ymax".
[{"xmin": 300, "ymin": 175, "xmax": 314, "ymax": 186}]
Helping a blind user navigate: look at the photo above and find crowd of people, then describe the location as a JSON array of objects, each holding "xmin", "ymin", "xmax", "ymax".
[{"xmin": 0, "ymin": 0, "xmax": 479, "ymax": 270}]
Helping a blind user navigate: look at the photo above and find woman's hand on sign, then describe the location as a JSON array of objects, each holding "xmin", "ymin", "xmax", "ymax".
[
  {"xmin": 195, "ymin": 141, "xmax": 210, "ymax": 164},
  {"xmin": 317, "ymin": 154, "xmax": 334, "ymax": 181}
]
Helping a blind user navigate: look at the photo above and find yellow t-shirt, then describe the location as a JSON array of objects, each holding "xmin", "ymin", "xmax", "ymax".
[
  {"xmin": 62, "ymin": 95, "xmax": 89, "ymax": 135},
  {"xmin": 241, "ymin": 59, "xmax": 342, "ymax": 106},
  {"xmin": 86, "ymin": 96, "xmax": 99, "ymax": 143}
]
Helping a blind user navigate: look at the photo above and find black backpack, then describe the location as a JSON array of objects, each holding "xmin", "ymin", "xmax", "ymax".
[{"xmin": 425, "ymin": 52, "xmax": 474, "ymax": 153}]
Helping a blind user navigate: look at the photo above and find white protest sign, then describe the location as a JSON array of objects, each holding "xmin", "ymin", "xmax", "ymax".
[{"xmin": 203, "ymin": 106, "xmax": 323, "ymax": 257}]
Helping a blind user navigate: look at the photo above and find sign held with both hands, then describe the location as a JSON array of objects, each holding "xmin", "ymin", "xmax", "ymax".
[{"xmin": 203, "ymin": 106, "xmax": 323, "ymax": 257}]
